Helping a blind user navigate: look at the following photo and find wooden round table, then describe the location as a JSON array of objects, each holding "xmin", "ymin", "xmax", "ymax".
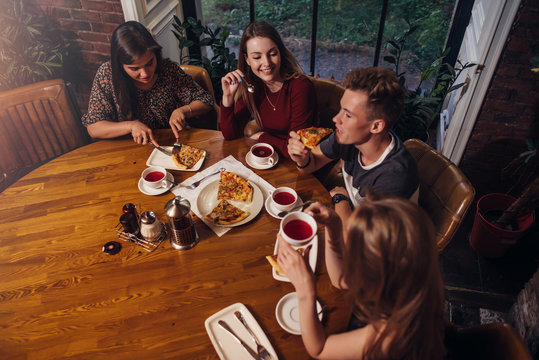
[{"xmin": 0, "ymin": 129, "xmax": 351, "ymax": 359}]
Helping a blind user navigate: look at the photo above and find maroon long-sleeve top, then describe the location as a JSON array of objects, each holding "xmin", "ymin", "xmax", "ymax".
[{"xmin": 220, "ymin": 75, "xmax": 317, "ymax": 159}]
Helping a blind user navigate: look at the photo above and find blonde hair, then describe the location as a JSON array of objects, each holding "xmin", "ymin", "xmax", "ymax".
[
  {"xmin": 237, "ymin": 21, "xmax": 303, "ymax": 126},
  {"xmin": 343, "ymin": 196, "xmax": 445, "ymax": 359}
]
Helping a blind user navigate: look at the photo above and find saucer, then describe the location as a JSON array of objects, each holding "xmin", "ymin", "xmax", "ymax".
[
  {"xmin": 245, "ymin": 150, "xmax": 279, "ymax": 170},
  {"xmin": 138, "ymin": 172, "xmax": 174, "ymax": 196},
  {"xmin": 275, "ymin": 292, "xmax": 323, "ymax": 335},
  {"xmin": 265, "ymin": 196, "xmax": 303, "ymax": 219}
]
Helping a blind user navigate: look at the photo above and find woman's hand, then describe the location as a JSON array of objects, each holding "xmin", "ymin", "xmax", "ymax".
[
  {"xmin": 277, "ymin": 235, "xmax": 316, "ymax": 300},
  {"xmin": 221, "ymin": 70, "xmax": 245, "ymax": 107},
  {"xmin": 303, "ymin": 202, "xmax": 340, "ymax": 228},
  {"xmin": 169, "ymin": 107, "xmax": 189, "ymax": 138},
  {"xmin": 130, "ymin": 120, "xmax": 157, "ymax": 145}
]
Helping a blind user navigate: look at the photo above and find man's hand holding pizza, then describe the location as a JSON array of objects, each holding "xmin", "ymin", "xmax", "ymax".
[{"xmin": 288, "ymin": 131, "xmax": 311, "ymax": 168}]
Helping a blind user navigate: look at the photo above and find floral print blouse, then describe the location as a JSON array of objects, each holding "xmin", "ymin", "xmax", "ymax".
[{"xmin": 81, "ymin": 59, "xmax": 213, "ymax": 128}]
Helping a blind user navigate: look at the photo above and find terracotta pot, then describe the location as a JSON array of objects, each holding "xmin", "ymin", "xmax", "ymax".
[{"xmin": 469, "ymin": 193, "xmax": 535, "ymax": 258}]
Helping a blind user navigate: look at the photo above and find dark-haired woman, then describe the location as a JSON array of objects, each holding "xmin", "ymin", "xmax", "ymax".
[
  {"xmin": 220, "ymin": 21, "xmax": 317, "ymax": 159},
  {"xmin": 82, "ymin": 21, "xmax": 213, "ymax": 145}
]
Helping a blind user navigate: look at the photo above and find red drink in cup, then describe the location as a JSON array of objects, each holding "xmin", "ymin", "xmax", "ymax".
[
  {"xmin": 283, "ymin": 219, "xmax": 313, "ymax": 240},
  {"xmin": 280, "ymin": 212, "xmax": 317, "ymax": 246}
]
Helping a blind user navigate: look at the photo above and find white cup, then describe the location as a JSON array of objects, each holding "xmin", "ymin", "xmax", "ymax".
[
  {"xmin": 250, "ymin": 143, "xmax": 275, "ymax": 166},
  {"xmin": 141, "ymin": 166, "xmax": 168, "ymax": 189},
  {"xmin": 271, "ymin": 187, "xmax": 298, "ymax": 213},
  {"xmin": 280, "ymin": 212, "xmax": 317, "ymax": 247}
]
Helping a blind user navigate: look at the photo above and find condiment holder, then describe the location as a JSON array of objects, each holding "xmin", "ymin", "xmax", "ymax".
[{"xmin": 115, "ymin": 203, "xmax": 167, "ymax": 252}]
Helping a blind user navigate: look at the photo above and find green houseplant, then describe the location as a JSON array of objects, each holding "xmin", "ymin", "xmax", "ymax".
[
  {"xmin": 171, "ymin": 16, "xmax": 238, "ymax": 103},
  {"xmin": 0, "ymin": 0, "xmax": 70, "ymax": 91},
  {"xmin": 384, "ymin": 23, "xmax": 475, "ymax": 141}
]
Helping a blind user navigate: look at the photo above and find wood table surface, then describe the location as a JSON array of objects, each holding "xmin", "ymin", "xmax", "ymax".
[{"xmin": 0, "ymin": 128, "xmax": 351, "ymax": 359}]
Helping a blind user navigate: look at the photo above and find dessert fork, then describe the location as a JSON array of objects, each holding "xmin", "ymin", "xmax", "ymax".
[
  {"xmin": 172, "ymin": 138, "xmax": 182, "ymax": 155},
  {"xmin": 234, "ymin": 311, "xmax": 272, "ymax": 360}
]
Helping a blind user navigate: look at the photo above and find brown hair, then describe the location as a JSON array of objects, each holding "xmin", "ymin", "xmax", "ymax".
[
  {"xmin": 111, "ymin": 21, "xmax": 163, "ymax": 120},
  {"xmin": 237, "ymin": 21, "xmax": 303, "ymax": 125},
  {"xmin": 343, "ymin": 196, "xmax": 445, "ymax": 359},
  {"xmin": 342, "ymin": 67, "xmax": 404, "ymax": 129}
]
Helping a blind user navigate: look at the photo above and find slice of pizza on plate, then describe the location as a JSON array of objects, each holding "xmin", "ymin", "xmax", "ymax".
[
  {"xmin": 171, "ymin": 144, "xmax": 205, "ymax": 169},
  {"xmin": 217, "ymin": 171, "xmax": 253, "ymax": 202},
  {"xmin": 297, "ymin": 127, "xmax": 334, "ymax": 149},
  {"xmin": 204, "ymin": 199, "xmax": 249, "ymax": 225}
]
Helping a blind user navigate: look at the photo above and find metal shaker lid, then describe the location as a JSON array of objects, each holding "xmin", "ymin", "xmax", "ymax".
[
  {"xmin": 164, "ymin": 196, "xmax": 191, "ymax": 218},
  {"xmin": 140, "ymin": 211, "xmax": 156, "ymax": 224}
]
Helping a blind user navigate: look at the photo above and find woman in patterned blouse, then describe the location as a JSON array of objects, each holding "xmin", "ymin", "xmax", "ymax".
[{"xmin": 82, "ymin": 21, "xmax": 213, "ymax": 145}]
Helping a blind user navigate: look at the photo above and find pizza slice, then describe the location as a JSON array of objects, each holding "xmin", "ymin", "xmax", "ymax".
[
  {"xmin": 297, "ymin": 127, "xmax": 334, "ymax": 149},
  {"xmin": 217, "ymin": 171, "xmax": 253, "ymax": 203},
  {"xmin": 204, "ymin": 199, "xmax": 249, "ymax": 225},
  {"xmin": 171, "ymin": 144, "xmax": 205, "ymax": 170},
  {"xmin": 266, "ymin": 248, "xmax": 305, "ymax": 276}
]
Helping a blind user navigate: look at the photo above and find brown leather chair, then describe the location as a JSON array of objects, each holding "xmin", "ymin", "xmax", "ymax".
[
  {"xmin": 180, "ymin": 64, "xmax": 220, "ymax": 129},
  {"xmin": 404, "ymin": 138, "xmax": 475, "ymax": 252},
  {"xmin": 308, "ymin": 76, "xmax": 344, "ymax": 128},
  {"xmin": 446, "ymin": 322, "xmax": 532, "ymax": 360},
  {"xmin": 0, "ymin": 79, "xmax": 89, "ymax": 192}
]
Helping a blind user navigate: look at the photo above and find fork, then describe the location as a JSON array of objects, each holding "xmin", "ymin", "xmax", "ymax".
[
  {"xmin": 184, "ymin": 167, "xmax": 225, "ymax": 190},
  {"xmin": 172, "ymin": 138, "xmax": 182, "ymax": 155},
  {"xmin": 234, "ymin": 311, "xmax": 272, "ymax": 360}
]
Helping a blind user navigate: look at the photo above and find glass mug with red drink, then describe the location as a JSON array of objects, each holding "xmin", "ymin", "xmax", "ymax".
[
  {"xmin": 250, "ymin": 143, "xmax": 275, "ymax": 166},
  {"xmin": 141, "ymin": 166, "xmax": 169, "ymax": 189},
  {"xmin": 271, "ymin": 187, "xmax": 298, "ymax": 213},
  {"xmin": 280, "ymin": 211, "xmax": 317, "ymax": 246}
]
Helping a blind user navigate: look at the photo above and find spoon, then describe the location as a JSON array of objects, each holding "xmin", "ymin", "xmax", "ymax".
[
  {"xmin": 244, "ymin": 80, "xmax": 255, "ymax": 93},
  {"xmin": 277, "ymin": 200, "xmax": 312, "ymax": 218}
]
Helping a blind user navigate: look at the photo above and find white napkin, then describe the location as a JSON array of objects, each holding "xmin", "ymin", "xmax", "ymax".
[{"xmin": 171, "ymin": 155, "xmax": 275, "ymax": 236}]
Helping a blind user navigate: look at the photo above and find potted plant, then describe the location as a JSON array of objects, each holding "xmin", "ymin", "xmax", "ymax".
[
  {"xmin": 383, "ymin": 23, "xmax": 475, "ymax": 142},
  {"xmin": 0, "ymin": 0, "xmax": 70, "ymax": 91},
  {"xmin": 171, "ymin": 16, "xmax": 238, "ymax": 103}
]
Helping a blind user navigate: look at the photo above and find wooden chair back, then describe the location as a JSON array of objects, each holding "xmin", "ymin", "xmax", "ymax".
[
  {"xmin": 404, "ymin": 138, "xmax": 475, "ymax": 252},
  {"xmin": 180, "ymin": 64, "xmax": 220, "ymax": 129},
  {"xmin": 308, "ymin": 76, "xmax": 344, "ymax": 128},
  {"xmin": 446, "ymin": 322, "xmax": 532, "ymax": 360},
  {"xmin": 0, "ymin": 79, "xmax": 89, "ymax": 192}
]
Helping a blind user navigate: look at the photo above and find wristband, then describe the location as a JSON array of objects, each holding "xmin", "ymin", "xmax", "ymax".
[
  {"xmin": 295, "ymin": 156, "xmax": 311, "ymax": 169},
  {"xmin": 332, "ymin": 193, "xmax": 351, "ymax": 206}
]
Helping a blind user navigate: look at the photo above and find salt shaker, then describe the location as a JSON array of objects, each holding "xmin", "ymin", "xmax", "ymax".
[
  {"xmin": 164, "ymin": 196, "xmax": 198, "ymax": 250},
  {"xmin": 139, "ymin": 211, "xmax": 162, "ymax": 241}
]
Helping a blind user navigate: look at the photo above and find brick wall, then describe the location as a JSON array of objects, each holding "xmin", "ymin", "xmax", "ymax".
[
  {"xmin": 32, "ymin": 0, "xmax": 125, "ymax": 112},
  {"xmin": 459, "ymin": 0, "xmax": 539, "ymax": 197}
]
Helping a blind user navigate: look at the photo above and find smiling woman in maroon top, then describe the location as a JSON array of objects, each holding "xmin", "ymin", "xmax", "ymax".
[{"xmin": 220, "ymin": 21, "xmax": 317, "ymax": 159}]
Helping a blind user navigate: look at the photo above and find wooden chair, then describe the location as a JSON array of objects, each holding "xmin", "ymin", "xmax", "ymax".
[
  {"xmin": 404, "ymin": 138, "xmax": 475, "ymax": 252},
  {"xmin": 446, "ymin": 322, "xmax": 532, "ymax": 360},
  {"xmin": 180, "ymin": 64, "xmax": 220, "ymax": 130},
  {"xmin": 0, "ymin": 79, "xmax": 89, "ymax": 192},
  {"xmin": 308, "ymin": 76, "xmax": 344, "ymax": 128}
]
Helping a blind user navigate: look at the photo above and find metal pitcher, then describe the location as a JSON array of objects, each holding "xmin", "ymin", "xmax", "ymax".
[{"xmin": 164, "ymin": 196, "xmax": 198, "ymax": 250}]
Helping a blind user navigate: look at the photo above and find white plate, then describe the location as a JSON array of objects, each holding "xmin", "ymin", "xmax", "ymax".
[
  {"xmin": 138, "ymin": 171, "xmax": 174, "ymax": 195},
  {"xmin": 205, "ymin": 302, "xmax": 279, "ymax": 360},
  {"xmin": 245, "ymin": 150, "xmax": 279, "ymax": 170},
  {"xmin": 197, "ymin": 180, "xmax": 264, "ymax": 227},
  {"xmin": 265, "ymin": 197, "xmax": 304, "ymax": 219},
  {"xmin": 272, "ymin": 234, "xmax": 318, "ymax": 282},
  {"xmin": 275, "ymin": 292, "xmax": 322, "ymax": 335},
  {"xmin": 146, "ymin": 146, "xmax": 205, "ymax": 171}
]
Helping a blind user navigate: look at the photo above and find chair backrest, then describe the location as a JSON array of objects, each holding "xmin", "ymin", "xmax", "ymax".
[
  {"xmin": 404, "ymin": 138, "xmax": 475, "ymax": 252},
  {"xmin": 308, "ymin": 76, "xmax": 344, "ymax": 128},
  {"xmin": 446, "ymin": 322, "xmax": 532, "ymax": 360},
  {"xmin": 0, "ymin": 79, "xmax": 89, "ymax": 192},
  {"xmin": 180, "ymin": 64, "xmax": 220, "ymax": 129}
]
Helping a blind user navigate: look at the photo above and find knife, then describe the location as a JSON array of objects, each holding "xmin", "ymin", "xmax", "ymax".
[
  {"xmin": 218, "ymin": 320, "xmax": 261, "ymax": 360},
  {"xmin": 148, "ymin": 142, "xmax": 173, "ymax": 156}
]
